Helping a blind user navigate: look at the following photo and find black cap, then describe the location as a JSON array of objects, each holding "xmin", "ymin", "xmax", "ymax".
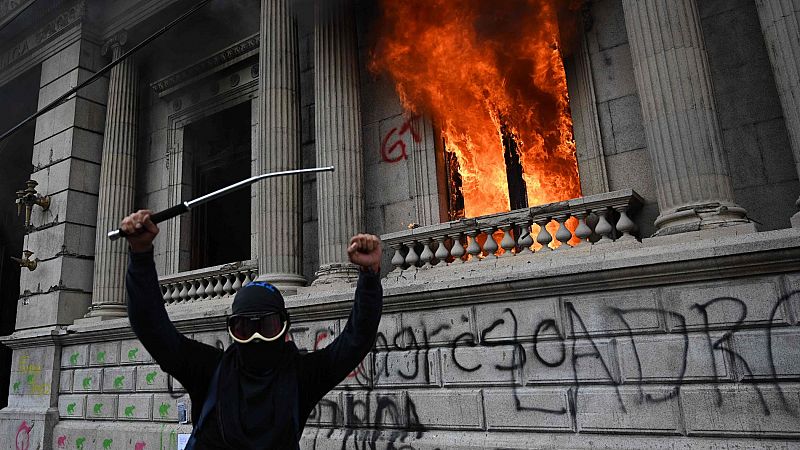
[{"xmin": 231, "ymin": 281, "xmax": 285, "ymax": 315}]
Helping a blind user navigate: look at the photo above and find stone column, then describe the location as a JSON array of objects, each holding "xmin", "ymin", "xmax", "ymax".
[
  {"xmin": 85, "ymin": 31, "xmax": 138, "ymax": 318},
  {"xmin": 754, "ymin": 0, "xmax": 800, "ymax": 227},
  {"xmin": 313, "ymin": 0, "xmax": 365, "ymax": 283},
  {"xmin": 621, "ymin": 0, "xmax": 751, "ymax": 235},
  {"xmin": 255, "ymin": 0, "xmax": 305, "ymax": 291}
]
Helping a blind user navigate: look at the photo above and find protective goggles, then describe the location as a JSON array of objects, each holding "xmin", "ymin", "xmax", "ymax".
[{"xmin": 227, "ymin": 312, "xmax": 288, "ymax": 343}]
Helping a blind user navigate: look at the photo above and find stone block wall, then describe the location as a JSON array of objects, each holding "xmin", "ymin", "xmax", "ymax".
[
  {"xmin": 298, "ymin": 272, "xmax": 800, "ymax": 448},
  {"xmin": 7, "ymin": 231, "xmax": 793, "ymax": 449},
  {"xmin": 699, "ymin": 0, "xmax": 800, "ymax": 231},
  {"xmin": 585, "ymin": 0, "xmax": 800, "ymax": 234}
]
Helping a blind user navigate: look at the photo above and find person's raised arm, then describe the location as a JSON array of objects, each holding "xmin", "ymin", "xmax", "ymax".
[
  {"xmin": 123, "ymin": 210, "xmax": 219, "ymax": 385},
  {"xmin": 299, "ymin": 234, "xmax": 383, "ymax": 401}
]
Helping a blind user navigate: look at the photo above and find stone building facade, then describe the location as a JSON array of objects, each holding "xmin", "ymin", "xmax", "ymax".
[{"xmin": 0, "ymin": 0, "xmax": 799, "ymax": 449}]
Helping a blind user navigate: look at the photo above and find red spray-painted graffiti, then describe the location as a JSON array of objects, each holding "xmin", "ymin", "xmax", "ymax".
[
  {"xmin": 314, "ymin": 331, "xmax": 329, "ymax": 350},
  {"xmin": 135, "ymin": 441, "xmax": 147, "ymax": 450},
  {"xmin": 15, "ymin": 421, "xmax": 32, "ymax": 450},
  {"xmin": 380, "ymin": 118, "xmax": 421, "ymax": 163},
  {"xmin": 57, "ymin": 435, "xmax": 67, "ymax": 448}
]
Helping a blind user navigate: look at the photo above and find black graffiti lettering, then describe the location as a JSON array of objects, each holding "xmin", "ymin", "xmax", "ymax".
[
  {"xmin": 566, "ymin": 302, "xmax": 626, "ymax": 414},
  {"xmin": 373, "ymin": 333, "xmax": 391, "ymax": 385},
  {"xmin": 609, "ymin": 307, "xmax": 688, "ymax": 404},
  {"xmin": 305, "ymin": 293, "xmax": 797, "ymax": 447},
  {"xmin": 429, "ymin": 324, "xmax": 451, "ymax": 340},
  {"xmin": 490, "ymin": 308, "xmax": 566, "ymax": 415},
  {"xmin": 479, "ymin": 318, "xmax": 506, "ymax": 342},
  {"xmin": 393, "ymin": 327, "xmax": 422, "ymax": 380},
  {"xmin": 405, "ymin": 395, "xmax": 425, "ymax": 437},
  {"xmin": 491, "ymin": 309, "xmax": 526, "ymax": 372},
  {"xmin": 532, "ymin": 319, "xmax": 566, "ymax": 368},
  {"xmin": 451, "ymin": 331, "xmax": 481, "ymax": 372},
  {"xmin": 767, "ymin": 290, "xmax": 800, "ymax": 416},
  {"xmin": 693, "ymin": 297, "xmax": 771, "ymax": 415}
]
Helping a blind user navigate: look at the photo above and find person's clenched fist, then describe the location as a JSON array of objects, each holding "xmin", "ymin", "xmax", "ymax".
[
  {"xmin": 120, "ymin": 209, "xmax": 159, "ymax": 253},
  {"xmin": 347, "ymin": 234, "xmax": 382, "ymax": 273}
]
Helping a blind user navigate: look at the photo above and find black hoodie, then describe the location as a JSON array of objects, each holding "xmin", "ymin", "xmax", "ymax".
[{"xmin": 125, "ymin": 249, "xmax": 383, "ymax": 449}]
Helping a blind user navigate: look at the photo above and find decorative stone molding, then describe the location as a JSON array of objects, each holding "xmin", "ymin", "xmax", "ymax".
[
  {"xmin": 0, "ymin": 0, "xmax": 34, "ymax": 27},
  {"xmin": 161, "ymin": 69, "xmax": 258, "ymax": 274},
  {"xmin": 0, "ymin": 0, "xmax": 85, "ymax": 74},
  {"xmin": 149, "ymin": 33, "xmax": 259, "ymax": 97}
]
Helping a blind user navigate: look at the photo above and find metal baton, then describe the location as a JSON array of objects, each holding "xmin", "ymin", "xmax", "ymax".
[{"xmin": 107, "ymin": 166, "xmax": 334, "ymax": 241}]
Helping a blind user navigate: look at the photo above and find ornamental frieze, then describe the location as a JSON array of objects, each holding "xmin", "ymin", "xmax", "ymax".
[
  {"xmin": 150, "ymin": 33, "xmax": 259, "ymax": 96},
  {"xmin": 0, "ymin": 0, "xmax": 34, "ymax": 21},
  {"xmin": 0, "ymin": 0, "xmax": 85, "ymax": 73}
]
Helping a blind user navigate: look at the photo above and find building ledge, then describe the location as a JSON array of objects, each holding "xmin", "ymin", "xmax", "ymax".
[{"xmin": 3, "ymin": 226, "xmax": 799, "ymax": 347}]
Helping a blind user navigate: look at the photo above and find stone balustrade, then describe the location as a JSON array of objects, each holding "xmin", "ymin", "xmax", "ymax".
[
  {"xmin": 158, "ymin": 260, "xmax": 258, "ymax": 306},
  {"xmin": 381, "ymin": 189, "xmax": 643, "ymax": 271}
]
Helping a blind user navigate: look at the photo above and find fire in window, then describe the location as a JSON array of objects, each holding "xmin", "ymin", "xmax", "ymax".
[{"xmin": 371, "ymin": 0, "xmax": 583, "ymax": 220}]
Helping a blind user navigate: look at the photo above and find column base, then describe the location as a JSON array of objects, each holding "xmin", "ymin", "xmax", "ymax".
[
  {"xmin": 653, "ymin": 202, "xmax": 752, "ymax": 236},
  {"xmin": 82, "ymin": 303, "xmax": 129, "ymax": 320},
  {"xmin": 254, "ymin": 273, "xmax": 307, "ymax": 295},
  {"xmin": 312, "ymin": 263, "xmax": 360, "ymax": 286}
]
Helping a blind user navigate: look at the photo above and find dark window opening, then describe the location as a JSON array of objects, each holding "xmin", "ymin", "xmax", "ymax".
[{"xmin": 184, "ymin": 102, "xmax": 251, "ymax": 269}]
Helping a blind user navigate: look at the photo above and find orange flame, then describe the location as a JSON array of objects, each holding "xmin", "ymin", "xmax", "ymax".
[{"xmin": 371, "ymin": 0, "xmax": 582, "ymax": 218}]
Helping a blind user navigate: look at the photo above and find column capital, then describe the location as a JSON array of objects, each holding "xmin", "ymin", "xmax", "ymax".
[{"xmin": 101, "ymin": 30, "xmax": 128, "ymax": 57}]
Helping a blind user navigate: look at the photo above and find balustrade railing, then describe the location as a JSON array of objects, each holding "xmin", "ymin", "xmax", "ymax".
[
  {"xmin": 381, "ymin": 189, "xmax": 643, "ymax": 271},
  {"xmin": 158, "ymin": 260, "xmax": 259, "ymax": 306}
]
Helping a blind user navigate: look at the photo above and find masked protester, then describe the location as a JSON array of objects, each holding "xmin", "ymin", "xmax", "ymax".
[{"xmin": 121, "ymin": 209, "xmax": 383, "ymax": 449}]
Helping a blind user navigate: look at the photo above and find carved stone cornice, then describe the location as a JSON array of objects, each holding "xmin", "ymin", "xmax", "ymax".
[
  {"xmin": 150, "ymin": 33, "xmax": 259, "ymax": 97},
  {"xmin": 0, "ymin": 0, "xmax": 35, "ymax": 27},
  {"xmin": 0, "ymin": 0, "xmax": 85, "ymax": 73}
]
